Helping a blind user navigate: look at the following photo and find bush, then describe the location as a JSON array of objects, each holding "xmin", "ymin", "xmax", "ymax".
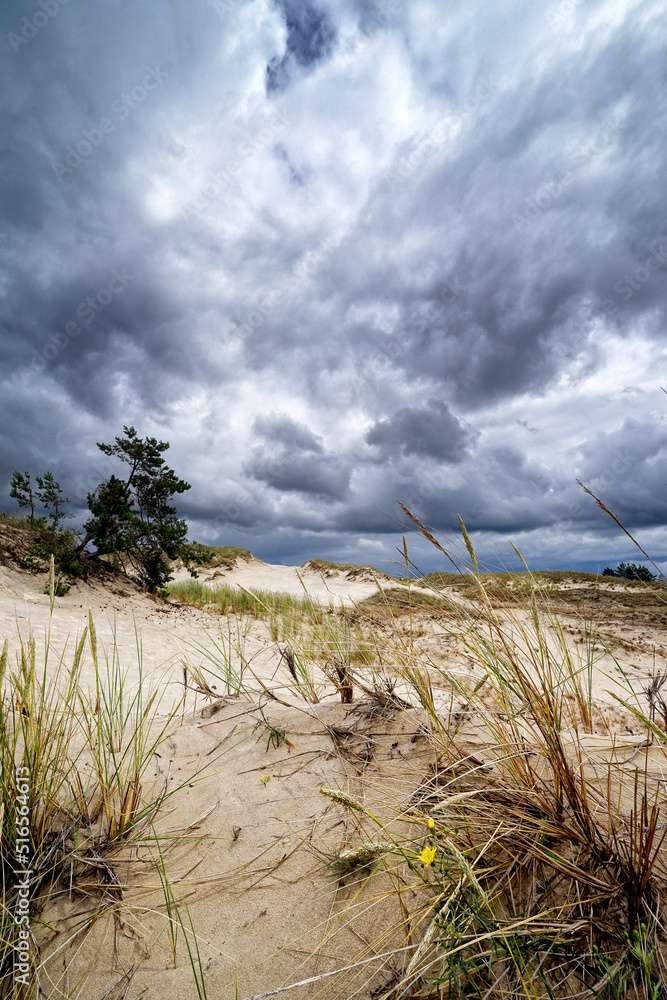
[
  {"xmin": 10, "ymin": 469, "xmax": 69, "ymax": 529},
  {"xmin": 27, "ymin": 525, "xmax": 89, "ymax": 580}
]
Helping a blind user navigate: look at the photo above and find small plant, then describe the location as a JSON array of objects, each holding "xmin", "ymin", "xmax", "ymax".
[
  {"xmin": 277, "ymin": 642, "xmax": 320, "ymax": 703},
  {"xmin": 185, "ymin": 616, "xmax": 252, "ymax": 698},
  {"xmin": 42, "ymin": 572, "xmax": 71, "ymax": 596}
]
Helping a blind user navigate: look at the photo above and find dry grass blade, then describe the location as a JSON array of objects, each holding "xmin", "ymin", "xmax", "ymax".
[
  {"xmin": 577, "ymin": 480, "xmax": 663, "ymax": 579},
  {"xmin": 328, "ymin": 515, "xmax": 667, "ymax": 999}
]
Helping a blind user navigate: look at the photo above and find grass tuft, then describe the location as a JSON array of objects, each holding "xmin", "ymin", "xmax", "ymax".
[
  {"xmin": 333, "ymin": 518, "xmax": 667, "ymax": 999},
  {"xmin": 0, "ymin": 560, "xmax": 207, "ymax": 998},
  {"xmin": 168, "ymin": 579, "xmax": 319, "ymax": 618}
]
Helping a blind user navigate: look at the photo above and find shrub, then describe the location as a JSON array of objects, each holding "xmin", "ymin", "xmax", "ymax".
[
  {"xmin": 9, "ymin": 471, "xmax": 36, "ymax": 524},
  {"xmin": 25, "ymin": 524, "xmax": 89, "ymax": 581},
  {"xmin": 35, "ymin": 471, "xmax": 69, "ymax": 530},
  {"xmin": 10, "ymin": 470, "xmax": 69, "ymax": 530}
]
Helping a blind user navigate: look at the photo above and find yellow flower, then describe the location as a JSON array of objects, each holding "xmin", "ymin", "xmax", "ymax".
[
  {"xmin": 426, "ymin": 817, "xmax": 436, "ymax": 831},
  {"xmin": 418, "ymin": 844, "xmax": 437, "ymax": 867}
]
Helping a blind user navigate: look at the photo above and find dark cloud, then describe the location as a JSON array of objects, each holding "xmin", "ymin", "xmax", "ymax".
[
  {"xmin": 245, "ymin": 420, "xmax": 351, "ymax": 500},
  {"xmin": 253, "ymin": 413, "xmax": 323, "ymax": 452},
  {"xmin": 1, "ymin": 0, "xmax": 667, "ymax": 570},
  {"xmin": 266, "ymin": 0, "xmax": 337, "ymax": 92},
  {"xmin": 365, "ymin": 399, "xmax": 472, "ymax": 461},
  {"xmin": 576, "ymin": 418, "xmax": 667, "ymax": 528}
]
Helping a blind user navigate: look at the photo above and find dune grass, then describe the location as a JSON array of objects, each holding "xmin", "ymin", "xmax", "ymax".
[
  {"xmin": 305, "ymin": 558, "xmax": 396, "ymax": 580},
  {"xmin": 356, "ymin": 585, "xmax": 451, "ymax": 617},
  {"xmin": 314, "ymin": 524, "xmax": 667, "ymax": 999},
  {"xmin": 0, "ymin": 561, "xmax": 208, "ymax": 999},
  {"xmin": 168, "ymin": 578, "xmax": 321, "ymax": 618},
  {"xmin": 186, "ymin": 542, "xmax": 253, "ymax": 570}
]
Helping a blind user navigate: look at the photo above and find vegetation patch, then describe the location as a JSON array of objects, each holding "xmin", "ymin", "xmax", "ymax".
[
  {"xmin": 184, "ymin": 543, "xmax": 253, "ymax": 572},
  {"xmin": 305, "ymin": 558, "xmax": 395, "ymax": 581},
  {"xmin": 167, "ymin": 579, "xmax": 320, "ymax": 618},
  {"xmin": 318, "ymin": 523, "xmax": 667, "ymax": 999},
  {"xmin": 0, "ymin": 567, "xmax": 205, "ymax": 997},
  {"xmin": 356, "ymin": 586, "xmax": 450, "ymax": 617}
]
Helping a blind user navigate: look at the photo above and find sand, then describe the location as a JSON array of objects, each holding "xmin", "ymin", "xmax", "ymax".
[
  {"xmin": 172, "ymin": 557, "xmax": 385, "ymax": 606},
  {"xmin": 2, "ymin": 557, "xmax": 667, "ymax": 998}
]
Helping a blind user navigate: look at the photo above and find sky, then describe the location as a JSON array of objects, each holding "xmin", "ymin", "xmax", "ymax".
[{"xmin": 1, "ymin": 0, "xmax": 667, "ymax": 574}]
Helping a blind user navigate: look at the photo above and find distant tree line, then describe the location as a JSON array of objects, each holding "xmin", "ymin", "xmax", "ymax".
[
  {"xmin": 7, "ymin": 426, "xmax": 204, "ymax": 592},
  {"xmin": 602, "ymin": 561, "xmax": 656, "ymax": 583}
]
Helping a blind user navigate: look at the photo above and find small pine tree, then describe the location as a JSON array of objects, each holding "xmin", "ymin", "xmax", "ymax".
[
  {"xmin": 9, "ymin": 471, "xmax": 36, "ymax": 524},
  {"xmin": 83, "ymin": 426, "xmax": 191, "ymax": 591},
  {"xmin": 36, "ymin": 472, "xmax": 70, "ymax": 530}
]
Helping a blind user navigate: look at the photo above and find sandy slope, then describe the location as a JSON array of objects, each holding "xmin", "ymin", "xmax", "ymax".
[
  {"xmin": 172, "ymin": 557, "xmax": 388, "ymax": 606},
  {"xmin": 0, "ymin": 558, "xmax": 662, "ymax": 714},
  {"xmin": 41, "ymin": 699, "xmax": 407, "ymax": 1000},
  {"xmin": 0, "ymin": 564, "xmax": 234, "ymax": 697},
  {"xmin": 2, "ymin": 559, "xmax": 667, "ymax": 998}
]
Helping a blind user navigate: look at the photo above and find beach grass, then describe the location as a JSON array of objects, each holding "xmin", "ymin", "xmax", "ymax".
[
  {"xmin": 0, "ymin": 560, "xmax": 208, "ymax": 999},
  {"xmin": 315, "ymin": 521, "xmax": 667, "ymax": 999},
  {"xmin": 168, "ymin": 579, "xmax": 322, "ymax": 618}
]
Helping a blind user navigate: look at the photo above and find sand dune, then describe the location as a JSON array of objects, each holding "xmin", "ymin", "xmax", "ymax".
[
  {"xmin": 2, "ymin": 557, "xmax": 667, "ymax": 998},
  {"xmin": 173, "ymin": 556, "xmax": 390, "ymax": 606}
]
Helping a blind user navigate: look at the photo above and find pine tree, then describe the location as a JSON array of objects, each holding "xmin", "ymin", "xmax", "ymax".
[
  {"xmin": 36, "ymin": 471, "xmax": 69, "ymax": 530},
  {"xmin": 83, "ymin": 426, "xmax": 191, "ymax": 590},
  {"xmin": 9, "ymin": 471, "xmax": 36, "ymax": 524}
]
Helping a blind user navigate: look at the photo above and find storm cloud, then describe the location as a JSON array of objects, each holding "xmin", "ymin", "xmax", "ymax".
[
  {"xmin": 1, "ymin": 0, "xmax": 667, "ymax": 571},
  {"xmin": 365, "ymin": 400, "xmax": 473, "ymax": 461}
]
